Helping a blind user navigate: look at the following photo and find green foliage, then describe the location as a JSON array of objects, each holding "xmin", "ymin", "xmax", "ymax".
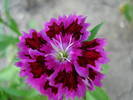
[
  {"xmin": 87, "ymin": 23, "xmax": 104, "ymax": 41},
  {"xmin": 0, "ymin": 0, "xmax": 47, "ymax": 100},
  {"xmin": 0, "ymin": 34, "xmax": 18, "ymax": 50},
  {"xmin": 0, "ymin": 34, "xmax": 18, "ymax": 58},
  {"xmin": 124, "ymin": 3, "xmax": 133, "ymax": 21},
  {"xmin": 86, "ymin": 87, "xmax": 110, "ymax": 100},
  {"xmin": 86, "ymin": 92, "xmax": 96, "ymax": 100},
  {"xmin": 0, "ymin": 66, "xmax": 47, "ymax": 100},
  {"xmin": 120, "ymin": 1, "xmax": 133, "ymax": 22},
  {"xmin": 0, "ymin": 0, "xmax": 21, "ymax": 36},
  {"xmin": 75, "ymin": 87, "xmax": 110, "ymax": 100}
]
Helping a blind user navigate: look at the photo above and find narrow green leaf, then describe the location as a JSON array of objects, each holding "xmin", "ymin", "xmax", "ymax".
[
  {"xmin": 5, "ymin": 14, "xmax": 21, "ymax": 35},
  {"xmin": 88, "ymin": 23, "xmax": 104, "ymax": 41},
  {"xmin": 89, "ymin": 87, "xmax": 110, "ymax": 100},
  {"xmin": 86, "ymin": 92, "xmax": 96, "ymax": 100},
  {"xmin": 3, "ymin": 0, "xmax": 21, "ymax": 35},
  {"xmin": 121, "ymin": 2, "xmax": 133, "ymax": 22},
  {"xmin": 0, "ymin": 34, "xmax": 18, "ymax": 51}
]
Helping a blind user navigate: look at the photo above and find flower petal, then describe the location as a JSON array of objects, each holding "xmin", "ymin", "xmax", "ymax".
[
  {"xmin": 18, "ymin": 29, "xmax": 51, "ymax": 53},
  {"xmin": 25, "ymin": 30, "xmax": 46, "ymax": 49},
  {"xmin": 78, "ymin": 50, "xmax": 101, "ymax": 68},
  {"xmin": 80, "ymin": 38, "xmax": 107, "ymax": 50},
  {"xmin": 45, "ymin": 14, "xmax": 90, "ymax": 41},
  {"xmin": 76, "ymin": 38, "xmax": 109, "ymax": 70},
  {"xmin": 87, "ymin": 68, "xmax": 105, "ymax": 90},
  {"xmin": 48, "ymin": 62, "xmax": 86, "ymax": 99}
]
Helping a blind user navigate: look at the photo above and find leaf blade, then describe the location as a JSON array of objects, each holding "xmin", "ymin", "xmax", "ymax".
[
  {"xmin": 88, "ymin": 23, "xmax": 104, "ymax": 41},
  {"xmin": 2, "ymin": 0, "xmax": 21, "ymax": 35},
  {"xmin": 89, "ymin": 87, "xmax": 110, "ymax": 100}
]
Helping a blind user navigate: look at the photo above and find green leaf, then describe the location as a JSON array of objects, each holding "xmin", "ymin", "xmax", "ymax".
[
  {"xmin": 5, "ymin": 13, "xmax": 21, "ymax": 35},
  {"xmin": 0, "ymin": 90, "xmax": 8, "ymax": 100},
  {"xmin": 0, "ymin": 83, "xmax": 43, "ymax": 98},
  {"xmin": 1, "ymin": 87, "xmax": 32, "ymax": 97},
  {"xmin": 122, "ymin": 3, "xmax": 133, "ymax": 22},
  {"xmin": 0, "ymin": 66, "xmax": 45, "ymax": 98},
  {"xmin": 89, "ymin": 87, "xmax": 110, "ymax": 100},
  {"xmin": 123, "ymin": 2, "xmax": 133, "ymax": 22},
  {"xmin": 26, "ymin": 95, "xmax": 47, "ymax": 100},
  {"xmin": 86, "ymin": 92, "xmax": 96, "ymax": 100},
  {"xmin": 102, "ymin": 64, "xmax": 110, "ymax": 74},
  {"xmin": 0, "ymin": 66, "xmax": 19, "ymax": 81},
  {"xmin": 0, "ymin": 87, "xmax": 23, "ymax": 97},
  {"xmin": 3, "ymin": 0, "xmax": 21, "ymax": 35},
  {"xmin": 0, "ymin": 34, "xmax": 18, "ymax": 51},
  {"xmin": 88, "ymin": 23, "xmax": 104, "ymax": 41}
]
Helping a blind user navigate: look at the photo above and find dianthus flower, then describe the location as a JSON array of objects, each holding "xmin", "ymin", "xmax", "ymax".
[{"xmin": 16, "ymin": 14, "xmax": 109, "ymax": 100}]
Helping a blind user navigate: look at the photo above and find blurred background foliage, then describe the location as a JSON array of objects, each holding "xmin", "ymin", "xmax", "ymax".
[
  {"xmin": 0, "ymin": 0, "xmax": 47, "ymax": 99},
  {"xmin": 120, "ymin": 0, "xmax": 133, "ymax": 22},
  {"xmin": 0, "ymin": 0, "xmax": 125, "ymax": 100}
]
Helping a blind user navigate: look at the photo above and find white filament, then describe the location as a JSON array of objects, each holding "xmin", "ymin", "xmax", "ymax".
[{"xmin": 50, "ymin": 35, "xmax": 75, "ymax": 62}]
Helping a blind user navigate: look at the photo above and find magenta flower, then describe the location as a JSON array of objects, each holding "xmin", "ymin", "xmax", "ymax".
[{"xmin": 16, "ymin": 14, "xmax": 109, "ymax": 100}]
